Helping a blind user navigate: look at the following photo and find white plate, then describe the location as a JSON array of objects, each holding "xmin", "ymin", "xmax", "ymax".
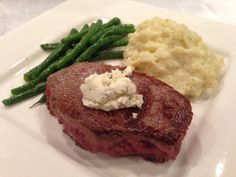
[{"xmin": 0, "ymin": 0, "xmax": 236, "ymax": 177}]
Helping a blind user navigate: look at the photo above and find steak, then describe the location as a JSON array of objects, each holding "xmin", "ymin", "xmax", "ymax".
[{"xmin": 46, "ymin": 62, "xmax": 193, "ymax": 162}]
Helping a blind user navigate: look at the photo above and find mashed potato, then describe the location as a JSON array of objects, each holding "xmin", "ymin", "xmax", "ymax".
[{"xmin": 123, "ymin": 17, "xmax": 224, "ymax": 97}]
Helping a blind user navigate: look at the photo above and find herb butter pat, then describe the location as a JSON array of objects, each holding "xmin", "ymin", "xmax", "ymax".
[{"xmin": 80, "ymin": 66, "xmax": 143, "ymax": 111}]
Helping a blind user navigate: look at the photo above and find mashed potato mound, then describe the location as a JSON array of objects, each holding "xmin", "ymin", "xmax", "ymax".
[{"xmin": 123, "ymin": 17, "xmax": 224, "ymax": 97}]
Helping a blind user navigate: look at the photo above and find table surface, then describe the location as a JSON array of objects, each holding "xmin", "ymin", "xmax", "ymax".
[
  {"xmin": 0, "ymin": 0, "xmax": 236, "ymax": 37},
  {"xmin": 0, "ymin": 1, "xmax": 235, "ymax": 177}
]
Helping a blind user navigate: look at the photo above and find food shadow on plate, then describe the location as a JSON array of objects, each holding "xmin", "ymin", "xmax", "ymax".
[
  {"xmin": 168, "ymin": 125, "xmax": 202, "ymax": 177},
  {"xmin": 190, "ymin": 84, "xmax": 222, "ymax": 104},
  {"xmin": 191, "ymin": 51, "xmax": 228, "ymax": 104},
  {"xmin": 172, "ymin": 114, "xmax": 216, "ymax": 177},
  {"xmin": 39, "ymin": 105, "xmax": 204, "ymax": 177}
]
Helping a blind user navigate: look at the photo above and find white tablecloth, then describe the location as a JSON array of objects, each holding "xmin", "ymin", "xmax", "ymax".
[{"xmin": 0, "ymin": 0, "xmax": 236, "ymax": 37}]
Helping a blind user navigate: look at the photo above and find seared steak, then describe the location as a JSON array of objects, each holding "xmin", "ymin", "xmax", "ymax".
[{"xmin": 46, "ymin": 62, "xmax": 193, "ymax": 162}]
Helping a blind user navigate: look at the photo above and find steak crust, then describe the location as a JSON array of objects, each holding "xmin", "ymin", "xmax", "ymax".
[{"xmin": 46, "ymin": 62, "xmax": 193, "ymax": 162}]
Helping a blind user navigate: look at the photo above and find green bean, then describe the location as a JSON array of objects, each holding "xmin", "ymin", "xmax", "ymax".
[
  {"xmin": 69, "ymin": 28, "xmax": 78, "ymax": 35},
  {"xmin": 102, "ymin": 24, "xmax": 135, "ymax": 37},
  {"xmin": 11, "ymin": 49, "xmax": 73, "ymax": 95},
  {"xmin": 40, "ymin": 29, "xmax": 78, "ymax": 51},
  {"xmin": 76, "ymin": 35, "xmax": 123, "ymax": 62},
  {"xmin": 88, "ymin": 24, "xmax": 133, "ymax": 48},
  {"xmin": 98, "ymin": 38, "xmax": 128, "ymax": 52},
  {"xmin": 2, "ymin": 82, "xmax": 46, "ymax": 106},
  {"xmin": 102, "ymin": 17, "xmax": 121, "ymax": 29},
  {"xmin": 92, "ymin": 50, "xmax": 124, "ymax": 60},
  {"xmin": 29, "ymin": 93, "xmax": 46, "ymax": 108},
  {"xmin": 40, "ymin": 43, "xmax": 62, "ymax": 50},
  {"xmin": 89, "ymin": 27, "xmax": 111, "ymax": 44},
  {"xmin": 61, "ymin": 24, "xmax": 89, "ymax": 44},
  {"xmin": 24, "ymin": 45, "xmax": 68, "ymax": 81},
  {"xmin": 13, "ymin": 51, "xmax": 74, "ymax": 95},
  {"xmin": 41, "ymin": 28, "xmax": 78, "ymax": 51},
  {"xmin": 24, "ymin": 24, "xmax": 89, "ymax": 82},
  {"xmin": 89, "ymin": 17, "xmax": 121, "ymax": 44},
  {"xmin": 109, "ymin": 38, "xmax": 128, "ymax": 47},
  {"xmin": 55, "ymin": 19, "xmax": 102, "ymax": 68},
  {"xmin": 12, "ymin": 64, "xmax": 57, "ymax": 95},
  {"xmin": 11, "ymin": 20, "xmax": 102, "ymax": 95}
]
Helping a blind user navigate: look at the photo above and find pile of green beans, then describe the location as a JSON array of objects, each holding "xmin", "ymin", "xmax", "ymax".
[{"xmin": 2, "ymin": 17, "xmax": 135, "ymax": 107}]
